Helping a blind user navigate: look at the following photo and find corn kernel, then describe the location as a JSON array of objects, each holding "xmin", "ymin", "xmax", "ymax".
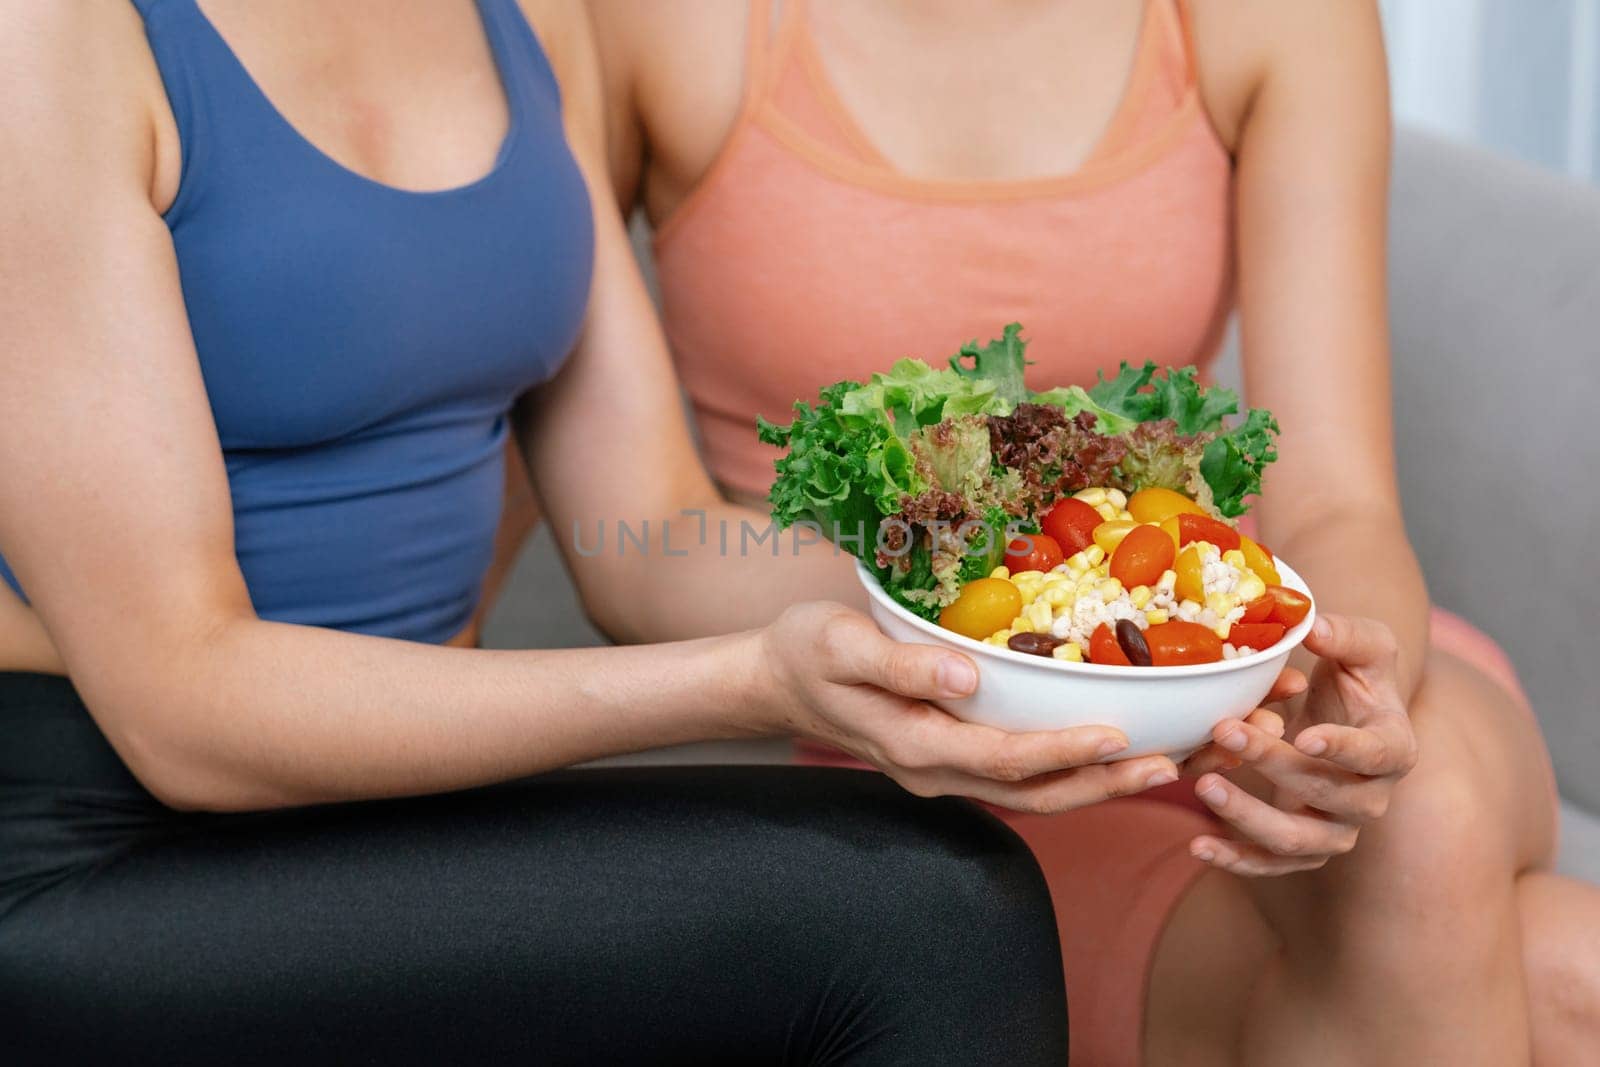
[
  {"xmin": 1084, "ymin": 545, "xmax": 1107, "ymax": 567},
  {"xmin": 1074, "ymin": 487, "xmax": 1108, "ymax": 507},
  {"xmin": 1116, "ymin": 509, "xmax": 1134, "ymax": 522},
  {"xmin": 1206, "ymin": 592, "xmax": 1240, "ymax": 617},
  {"xmin": 1026, "ymin": 601, "xmax": 1053, "ymax": 631},
  {"xmin": 1129, "ymin": 585, "xmax": 1152, "ymax": 609},
  {"xmin": 1235, "ymin": 573, "xmax": 1267, "ymax": 604},
  {"xmin": 1106, "ymin": 488, "xmax": 1128, "ymax": 509},
  {"xmin": 1222, "ymin": 549, "xmax": 1248, "ymax": 569},
  {"xmin": 1065, "ymin": 551, "xmax": 1088, "ymax": 573},
  {"xmin": 1156, "ymin": 569, "xmax": 1178, "ymax": 593},
  {"xmin": 1098, "ymin": 578, "xmax": 1123, "ymax": 602},
  {"xmin": 1145, "ymin": 608, "xmax": 1170, "ymax": 626},
  {"xmin": 1094, "ymin": 502, "xmax": 1118, "ymax": 521},
  {"xmin": 1044, "ymin": 585, "xmax": 1074, "ymax": 608},
  {"xmin": 986, "ymin": 633, "xmax": 1010, "ymax": 646},
  {"xmin": 1052, "ymin": 642, "xmax": 1084, "ymax": 662},
  {"xmin": 1010, "ymin": 614, "xmax": 1036, "ymax": 634},
  {"xmin": 989, "ymin": 566, "xmax": 1010, "ymax": 580}
]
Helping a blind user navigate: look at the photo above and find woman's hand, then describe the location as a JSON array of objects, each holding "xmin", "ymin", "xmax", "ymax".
[
  {"xmin": 757, "ymin": 602, "xmax": 1182, "ymax": 813},
  {"xmin": 1186, "ymin": 613, "xmax": 1419, "ymax": 876}
]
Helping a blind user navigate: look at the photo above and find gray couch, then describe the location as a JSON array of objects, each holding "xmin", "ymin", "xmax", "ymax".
[{"xmin": 483, "ymin": 127, "xmax": 1600, "ymax": 884}]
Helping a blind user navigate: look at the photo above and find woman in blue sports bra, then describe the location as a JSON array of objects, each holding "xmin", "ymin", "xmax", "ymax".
[{"xmin": 0, "ymin": 1, "xmax": 1179, "ymax": 1061}]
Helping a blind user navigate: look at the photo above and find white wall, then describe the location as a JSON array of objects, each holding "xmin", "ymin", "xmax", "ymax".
[{"xmin": 1380, "ymin": 0, "xmax": 1600, "ymax": 181}]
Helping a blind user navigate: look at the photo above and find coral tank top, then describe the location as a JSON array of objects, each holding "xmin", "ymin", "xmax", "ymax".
[{"xmin": 655, "ymin": 0, "xmax": 1234, "ymax": 499}]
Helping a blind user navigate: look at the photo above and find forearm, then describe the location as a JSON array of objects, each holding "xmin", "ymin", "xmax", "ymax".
[
  {"xmin": 88, "ymin": 618, "xmax": 769, "ymax": 812},
  {"xmin": 1267, "ymin": 509, "xmax": 1429, "ymax": 699},
  {"xmin": 574, "ymin": 502, "xmax": 866, "ymax": 644}
]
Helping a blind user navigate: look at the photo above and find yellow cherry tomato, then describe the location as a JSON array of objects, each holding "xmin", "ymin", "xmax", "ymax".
[
  {"xmin": 1240, "ymin": 535, "xmax": 1282, "ymax": 586},
  {"xmin": 1127, "ymin": 487, "xmax": 1208, "ymax": 525},
  {"xmin": 1159, "ymin": 515, "xmax": 1181, "ymax": 551},
  {"xmin": 939, "ymin": 578, "xmax": 1024, "ymax": 641},
  {"xmin": 1174, "ymin": 544, "xmax": 1206, "ymax": 603},
  {"xmin": 1092, "ymin": 519, "xmax": 1138, "ymax": 556}
]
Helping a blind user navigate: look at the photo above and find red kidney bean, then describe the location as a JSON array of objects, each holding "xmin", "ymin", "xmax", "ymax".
[
  {"xmin": 1115, "ymin": 619, "xmax": 1153, "ymax": 667},
  {"xmin": 1007, "ymin": 632, "xmax": 1063, "ymax": 658}
]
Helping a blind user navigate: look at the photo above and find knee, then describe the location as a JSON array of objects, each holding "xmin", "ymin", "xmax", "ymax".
[
  {"xmin": 789, "ymin": 777, "xmax": 1069, "ymax": 1060},
  {"xmin": 1372, "ymin": 750, "xmax": 1505, "ymax": 899}
]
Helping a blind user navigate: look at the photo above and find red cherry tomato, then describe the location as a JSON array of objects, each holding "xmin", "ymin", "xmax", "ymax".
[
  {"xmin": 1004, "ymin": 533, "xmax": 1064, "ymax": 574},
  {"xmin": 1145, "ymin": 620, "xmax": 1225, "ymax": 666},
  {"xmin": 1109, "ymin": 525, "xmax": 1176, "ymax": 589},
  {"xmin": 1227, "ymin": 622, "xmax": 1286, "ymax": 651},
  {"xmin": 1089, "ymin": 623, "xmax": 1132, "ymax": 666},
  {"xmin": 1040, "ymin": 498, "xmax": 1102, "ymax": 556},
  {"xmin": 1174, "ymin": 513, "xmax": 1241, "ymax": 552},
  {"xmin": 1241, "ymin": 596, "xmax": 1274, "ymax": 624},
  {"xmin": 1264, "ymin": 585, "xmax": 1313, "ymax": 627}
]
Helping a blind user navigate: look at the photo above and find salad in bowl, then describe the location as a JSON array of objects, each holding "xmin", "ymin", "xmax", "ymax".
[{"xmin": 758, "ymin": 325, "xmax": 1313, "ymax": 758}]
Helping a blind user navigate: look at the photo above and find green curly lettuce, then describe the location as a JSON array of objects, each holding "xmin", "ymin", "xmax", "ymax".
[
  {"xmin": 951, "ymin": 323, "xmax": 1135, "ymax": 434},
  {"xmin": 1089, "ymin": 361, "xmax": 1279, "ymax": 518},
  {"xmin": 757, "ymin": 359, "xmax": 1012, "ymax": 578}
]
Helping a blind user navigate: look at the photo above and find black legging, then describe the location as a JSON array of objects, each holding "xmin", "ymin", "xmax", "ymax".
[{"xmin": 0, "ymin": 672, "xmax": 1068, "ymax": 1064}]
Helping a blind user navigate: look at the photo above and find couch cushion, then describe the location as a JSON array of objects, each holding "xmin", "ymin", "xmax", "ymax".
[{"xmin": 1387, "ymin": 130, "xmax": 1600, "ymax": 813}]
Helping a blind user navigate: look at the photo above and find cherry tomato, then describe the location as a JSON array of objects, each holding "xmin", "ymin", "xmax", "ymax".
[
  {"xmin": 1041, "ymin": 498, "xmax": 1102, "ymax": 556},
  {"xmin": 939, "ymin": 578, "xmax": 1023, "ymax": 640},
  {"xmin": 1264, "ymin": 585, "xmax": 1312, "ymax": 627},
  {"xmin": 1004, "ymin": 533, "xmax": 1063, "ymax": 575},
  {"xmin": 1177, "ymin": 514, "xmax": 1240, "ymax": 552},
  {"xmin": 1089, "ymin": 623, "xmax": 1132, "ymax": 666},
  {"xmin": 1240, "ymin": 536, "xmax": 1281, "ymax": 585},
  {"xmin": 1241, "ymin": 596, "xmax": 1274, "ymax": 624},
  {"xmin": 1092, "ymin": 519, "xmax": 1138, "ymax": 556},
  {"xmin": 1109, "ymin": 525, "xmax": 1175, "ymax": 589},
  {"xmin": 1227, "ymin": 622, "xmax": 1286, "ymax": 651},
  {"xmin": 1174, "ymin": 544, "xmax": 1206, "ymax": 603},
  {"xmin": 1145, "ymin": 620, "xmax": 1225, "ymax": 665},
  {"xmin": 1127, "ymin": 487, "xmax": 1207, "ymax": 524}
]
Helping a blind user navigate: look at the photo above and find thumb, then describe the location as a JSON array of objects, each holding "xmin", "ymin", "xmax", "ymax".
[{"xmin": 835, "ymin": 626, "xmax": 980, "ymax": 701}]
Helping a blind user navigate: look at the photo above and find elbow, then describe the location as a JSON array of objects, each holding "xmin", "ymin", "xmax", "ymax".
[
  {"xmin": 81, "ymin": 683, "xmax": 296, "ymax": 814},
  {"xmin": 110, "ymin": 719, "xmax": 272, "ymax": 813}
]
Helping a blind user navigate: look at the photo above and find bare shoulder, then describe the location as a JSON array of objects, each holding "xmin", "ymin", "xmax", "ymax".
[
  {"xmin": 0, "ymin": 1, "xmax": 167, "ymax": 206},
  {"xmin": 585, "ymin": 0, "xmax": 745, "ymax": 88},
  {"xmin": 1186, "ymin": 0, "xmax": 1387, "ymax": 151},
  {"xmin": 584, "ymin": 1, "xmax": 749, "ymax": 217}
]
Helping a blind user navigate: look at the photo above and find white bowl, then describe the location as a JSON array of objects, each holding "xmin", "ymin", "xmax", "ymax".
[{"xmin": 857, "ymin": 557, "xmax": 1316, "ymax": 761}]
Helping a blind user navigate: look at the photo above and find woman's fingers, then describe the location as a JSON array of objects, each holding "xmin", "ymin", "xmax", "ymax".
[
  {"xmin": 823, "ymin": 615, "xmax": 980, "ymax": 701},
  {"xmin": 929, "ymin": 755, "xmax": 1180, "ymax": 815},
  {"xmin": 1302, "ymin": 613, "xmax": 1400, "ymax": 672},
  {"xmin": 1295, "ymin": 717, "xmax": 1417, "ymax": 777},
  {"xmin": 1192, "ymin": 772, "xmax": 1358, "ymax": 861},
  {"xmin": 1209, "ymin": 719, "xmax": 1389, "ymax": 821},
  {"xmin": 1188, "ymin": 834, "xmax": 1338, "ymax": 877},
  {"xmin": 891, "ymin": 711, "xmax": 1131, "ymax": 782},
  {"xmin": 1183, "ymin": 708, "xmax": 1283, "ymax": 776},
  {"xmin": 1264, "ymin": 666, "xmax": 1308, "ymax": 704}
]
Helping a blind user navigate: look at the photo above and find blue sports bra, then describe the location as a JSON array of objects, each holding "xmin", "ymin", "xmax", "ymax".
[{"xmin": 0, "ymin": 0, "xmax": 593, "ymax": 643}]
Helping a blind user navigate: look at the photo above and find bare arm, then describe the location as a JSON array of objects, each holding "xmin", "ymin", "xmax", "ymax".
[
  {"xmin": 520, "ymin": 1, "xmax": 862, "ymax": 645},
  {"xmin": 0, "ymin": 3, "xmax": 1152, "ymax": 816},
  {"xmin": 1210, "ymin": 0, "xmax": 1429, "ymax": 697}
]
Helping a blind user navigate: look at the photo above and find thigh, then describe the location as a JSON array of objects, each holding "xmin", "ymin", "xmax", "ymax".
[{"xmin": 0, "ymin": 765, "xmax": 1067, "ymax": 1066}]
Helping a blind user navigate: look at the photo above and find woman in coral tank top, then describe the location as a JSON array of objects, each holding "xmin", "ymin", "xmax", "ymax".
[{"xmin": 588, "ymin": 1, "xmax": 1600, "ymax": 1063}]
